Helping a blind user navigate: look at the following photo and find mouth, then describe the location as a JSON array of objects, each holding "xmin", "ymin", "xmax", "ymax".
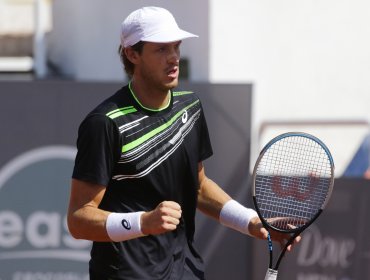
[{"xmin": 166, "ymin": 67, "xmax": 178, "ymax": 79}]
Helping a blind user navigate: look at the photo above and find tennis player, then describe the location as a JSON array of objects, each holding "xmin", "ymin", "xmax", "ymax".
[{"xmin": 67, "ymin": 6, "xmax": 299, "ymax": 280}]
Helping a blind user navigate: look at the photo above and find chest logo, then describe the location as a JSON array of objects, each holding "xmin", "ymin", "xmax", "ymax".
[{"xmin": 182, "ymin": 110, "xmax": 188, "ymax": 123}]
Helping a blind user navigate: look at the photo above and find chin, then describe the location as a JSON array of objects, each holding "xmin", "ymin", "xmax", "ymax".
[{"xmin": 163, "ymin": 80, "xmax": 178, "ymax": 90}]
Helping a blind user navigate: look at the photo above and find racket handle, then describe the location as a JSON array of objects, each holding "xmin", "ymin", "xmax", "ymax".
[{"xmin": 264, "ymin": 268, "xmax": 278, "ymax": 280}]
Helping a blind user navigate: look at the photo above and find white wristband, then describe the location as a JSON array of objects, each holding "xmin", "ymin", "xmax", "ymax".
[
  {"xmin": 106, "ymin": 212, "xmax": 145, "ymax": 242},
  {"xmin": 219, "ymin": 199, "xmax": 258, "ymax": 236}
]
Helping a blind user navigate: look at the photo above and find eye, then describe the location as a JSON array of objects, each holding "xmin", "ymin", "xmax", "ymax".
[{"xmin": 157, "ymin": 46, "xmax": 166, "ymax": 53}]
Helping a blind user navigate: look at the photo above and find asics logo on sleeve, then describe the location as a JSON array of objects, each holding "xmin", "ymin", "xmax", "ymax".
[{"xmin": 121, "ymin": 219, "xmax": 132, "ymax": 230}]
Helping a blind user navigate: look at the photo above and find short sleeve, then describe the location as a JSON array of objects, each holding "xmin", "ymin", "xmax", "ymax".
[
  {"xmin": 198, "ymin": 102, "xmax": 213, "ymax": 162},
  {"xmin": 72, "ymin": 114, "xmax": 121, "ymax": 186}
]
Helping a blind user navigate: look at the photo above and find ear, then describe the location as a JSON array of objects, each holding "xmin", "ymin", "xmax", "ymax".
[{"xmin": 124, "ymin": 47, "xmax": 140, "ymax": 65}]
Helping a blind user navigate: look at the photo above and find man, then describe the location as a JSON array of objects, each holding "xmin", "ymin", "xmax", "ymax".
[{"xmin": 68, "ymin": 6, "xmax": 299, "ymax": 280}]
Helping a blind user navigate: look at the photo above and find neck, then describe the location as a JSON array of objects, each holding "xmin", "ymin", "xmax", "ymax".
[{"xmin": 129, "ymin": 80, "xmax": 171, "ymax": 110}]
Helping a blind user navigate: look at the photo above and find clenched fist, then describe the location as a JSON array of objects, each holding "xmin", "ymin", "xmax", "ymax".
[{"xmin": 140, "ymin": 201, "xmax": 182, "ymax": 235}]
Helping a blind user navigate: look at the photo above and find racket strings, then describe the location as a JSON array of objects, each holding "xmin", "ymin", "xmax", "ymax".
[{"xmin": 255, "ymin": 136, "xmax": 333, "ymax": 230}]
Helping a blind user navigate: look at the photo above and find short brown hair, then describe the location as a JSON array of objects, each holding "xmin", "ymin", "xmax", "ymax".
[{"xmin": 118, "ymin": 41, "xmax": 145, "ymax": 79}]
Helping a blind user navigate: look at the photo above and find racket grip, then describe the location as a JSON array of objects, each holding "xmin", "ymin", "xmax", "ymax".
[{"xmin": 264, "ymin": 268, "xmax": 278, "ymax": 280}]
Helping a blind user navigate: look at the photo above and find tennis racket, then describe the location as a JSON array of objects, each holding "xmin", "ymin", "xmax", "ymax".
[{"xmin": 252, "ymin": 132, "xmax": 335, "ymax": 280}]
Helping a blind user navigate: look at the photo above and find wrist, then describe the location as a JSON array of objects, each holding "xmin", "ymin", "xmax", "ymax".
[
  {"xmin": 219, "ymin": 199, "xmax": 258, "ymax": 236},
  {"xmin": 106, "ymin": 212, "xmax": 146, "ymax": 242}
]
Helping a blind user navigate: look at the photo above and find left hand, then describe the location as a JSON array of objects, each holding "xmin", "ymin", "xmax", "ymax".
[{"xmin": 248, "ymin": 216, "xmax": 301, "ymax": 252}]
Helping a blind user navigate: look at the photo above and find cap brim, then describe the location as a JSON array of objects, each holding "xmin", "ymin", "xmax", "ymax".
[{"xmin": 141, "ymin": 29, "xmax": 198, "ymax": 43}]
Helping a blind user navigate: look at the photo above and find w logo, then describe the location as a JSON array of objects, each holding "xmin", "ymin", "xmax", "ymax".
[{"xmin": 271, "ymin": 174, "xmax": 319, "ymax": 201}]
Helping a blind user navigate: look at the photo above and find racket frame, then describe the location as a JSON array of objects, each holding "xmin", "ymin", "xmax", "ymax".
[{"xmin": 251, "ymin": 132, "xmax": 335, "ymax": 271}]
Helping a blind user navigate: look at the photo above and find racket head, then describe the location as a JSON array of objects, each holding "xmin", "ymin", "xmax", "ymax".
[{"xmin": 252, "ymin": 132, "xmax": 334, "ymax": 233}]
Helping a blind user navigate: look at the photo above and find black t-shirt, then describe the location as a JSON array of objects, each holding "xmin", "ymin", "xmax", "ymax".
[{"xmin": 72, "ymin": 85, "xmax": 213, "ymax": 279}]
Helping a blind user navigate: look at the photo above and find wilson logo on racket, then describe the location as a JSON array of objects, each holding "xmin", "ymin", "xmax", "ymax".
[{"xmin": 271, "ymin": 174, "xmax": 319, "ymax": 201}]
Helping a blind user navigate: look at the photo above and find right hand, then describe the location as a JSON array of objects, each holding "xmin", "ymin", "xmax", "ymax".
[
  {"xmin": 140, "ymin": 201, "xmax": 182, "ymax": 235},
  {"xmin": 248, "ymin": 216, "xmax": 301, "ymax": 252}
]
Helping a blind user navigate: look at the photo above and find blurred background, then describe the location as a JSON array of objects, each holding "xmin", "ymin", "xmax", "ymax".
[{"xmin": 0, "ymin": 0, "xmax": 369, "ymax": 279}]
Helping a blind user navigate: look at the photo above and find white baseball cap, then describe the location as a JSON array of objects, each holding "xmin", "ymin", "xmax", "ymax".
[{"xmin": 121, "ymin": 6, "xmax": 198, "ymax": 48}]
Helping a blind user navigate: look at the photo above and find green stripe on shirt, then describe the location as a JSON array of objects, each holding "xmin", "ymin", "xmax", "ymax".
[
  {"xmin": 122, "ymin": 99, "xmax": 199, "ymax": 153},
  {"xmin": 173, "ymin": 91, "xmax": 193, "ymax": 96},
  {"xmin": 106, "ymin": 106, "xmax": 137, "ymax": 119}
]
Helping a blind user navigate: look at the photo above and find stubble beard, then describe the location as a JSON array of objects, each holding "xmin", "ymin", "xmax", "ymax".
[{"xmin": 141, "ymin": 66, "xmax": 179, "ymax": 93}]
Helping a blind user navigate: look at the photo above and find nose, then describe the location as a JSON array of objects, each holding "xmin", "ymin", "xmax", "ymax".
[{"xmin": 168, "ymin": 48, "xmax": 180, "ymax": 64}]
